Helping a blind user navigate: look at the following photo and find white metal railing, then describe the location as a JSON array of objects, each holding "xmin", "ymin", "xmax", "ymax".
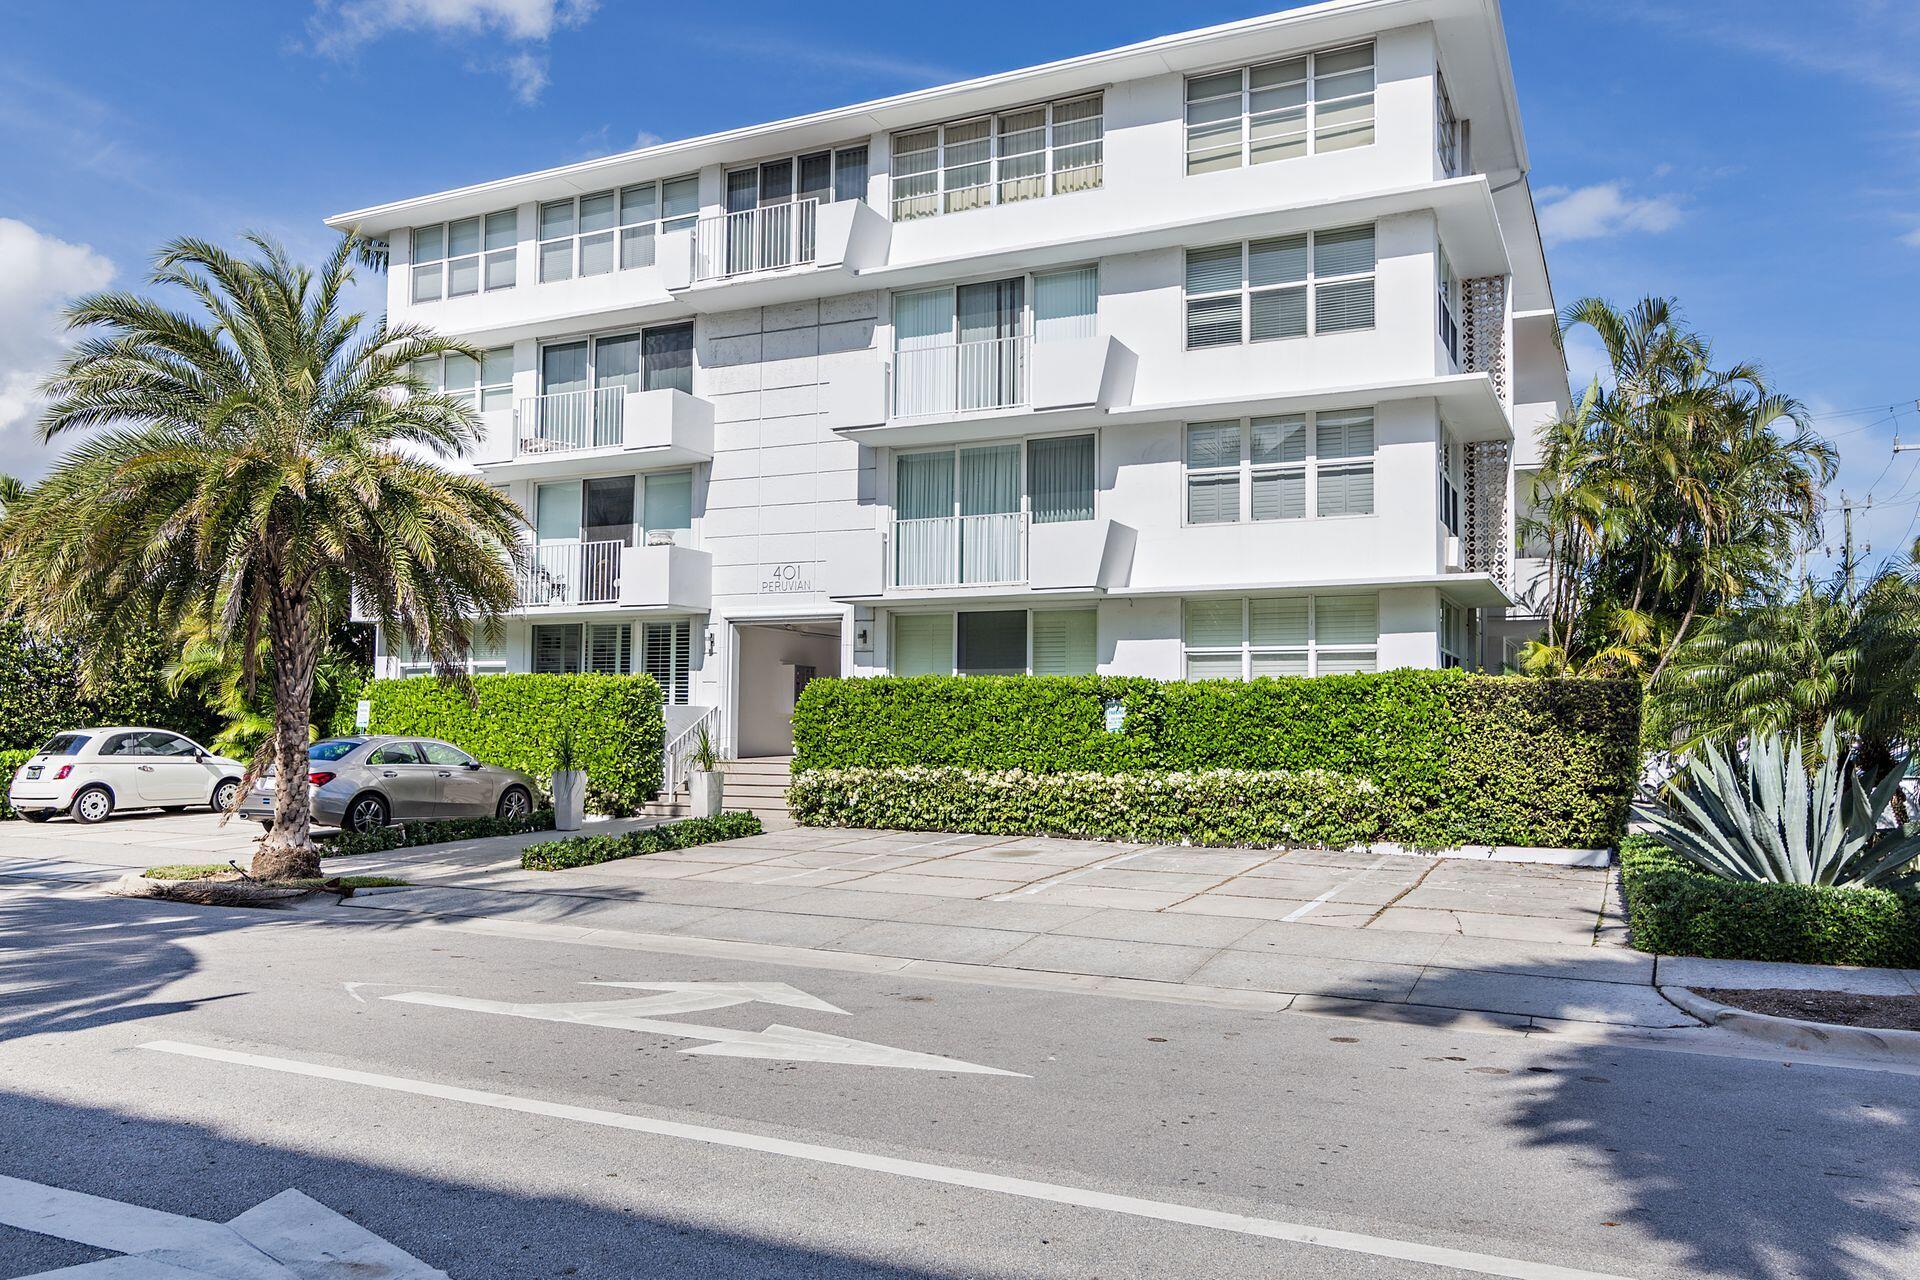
[
  {"xmin": 518, "ymin": 539, "xmax": 623, "ymax": 606},
  {"xmin": 892, "ymin": 512, "xmax": 1026, "ymax": 587},
  {"xmin": 891, "ymin": 335, "xmax": 1028, "ymax": 418},
  {"xmin": 661, "ymin": 705, "xmax": 720, "ymax": 795},
  {"xmin": 515, "ymin": 386, "xmax": 625, "ymax": 455},
  {"xmin": 692, "ymin": 198, "xmax": 819, "ymax": 282}
]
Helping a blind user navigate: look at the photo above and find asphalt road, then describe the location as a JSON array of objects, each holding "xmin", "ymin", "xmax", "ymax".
[{"xmin": 1, "ymin": 875, "xmax": 1916, "ymax": 1279}]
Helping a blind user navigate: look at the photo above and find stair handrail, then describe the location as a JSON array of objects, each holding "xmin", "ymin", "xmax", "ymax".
[{"xmin": 661, "ymin": 705, "xmax": 720, "ymax": 795}]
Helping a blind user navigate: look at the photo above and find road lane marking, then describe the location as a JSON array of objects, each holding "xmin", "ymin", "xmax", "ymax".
[
  {"xmin": 141, "ymin": 1040, "xmax": 1636, "ymax": 1280},
  {"xmin": 1280, "ymin": 854, "xmax": 1394, "ymax": 923},
  {"xmin": 989, "ymin": 849, "xmax": 1151, "ymax": 900}
]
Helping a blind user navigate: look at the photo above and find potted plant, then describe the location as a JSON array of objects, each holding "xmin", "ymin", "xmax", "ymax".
[
  {"xmin": 688, "ymin": 725, "xmax": 724, "ymax": 819},
  {"xmin": 551, "ymin": 725, "xmax": 587, "ymax": 831}
]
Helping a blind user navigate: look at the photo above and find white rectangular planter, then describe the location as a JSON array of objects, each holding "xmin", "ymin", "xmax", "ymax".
[
  {"xmin": 689, "ymin": 770, "xmax": 724, "ymax": 820},
  {"xmin": 551, "ymin": 770, "xmax": 587, "ymax": 831}
]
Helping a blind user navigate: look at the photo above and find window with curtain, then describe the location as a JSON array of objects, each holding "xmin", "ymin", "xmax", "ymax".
[
  {"xmin": 644, "ymin": 470, "xmax": 694, "ymax": 537},
  {"xmin": 1032, "ymin": 610, "xmax": 1097, "ymax": 675},
  {"xmin": 541, "ymin": 178, "xmax": 695, "ymax": 283},
  {"xmin": 411, "ymin": 210, "xmax": 517, "ymax": 302},
  {"xmin": 1185, "ymin": 410, "xmax": 1373, "ymax": 524},
  {"xmin": 594, "ymin": 333, "xmax": 641, "ymax": 394},
  {"xmin": 893, "ymin": 613, "xmax": 953, "ymax": 677},
  {"xmin": 890, "ymin": 94, "xmax": 1104, "ymax": 221},
  {"xmin": 1184, "ymin": 225, "xmax": 1375, "ymax": 347},
  {"xmin": 1029, "ymin": 435, "xmax": 1095, "ymax": 524},
  {"xmin": 643, "ymin": 620, "xmax": 693, "ymax": 703},
  {"xmin": 1183, "ymin": 594, "xmax": 1378, "ymax": 678},
  {"xmin": 1033, "ymin": 266, "xmax": 1097, "ymax": 343},
  {"xmin": 958, "ymin": 611, "xmax": 1027, "ymax": 675},
  {"xmin": 1184, "ymin": 43, "xmax": 1375, "ymax": 175}
]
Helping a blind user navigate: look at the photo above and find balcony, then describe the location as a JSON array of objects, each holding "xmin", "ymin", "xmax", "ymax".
[
  {"xmin": 893, "ymin": 337, "xmax": 1028, "ymax": 419},
  {"xmin": 892, "ymin": 513, "xmax": 1026, "ymax": 589},
  {"xmin": 659, "ymin": 199, "xmax": 892, "ymax": 304},
  {"xmin": 693, "ymin": 200, "xmax": 818, "ymax": 282},
  {"xmin": 848, "ymin": 334, "xmax": 1136, "ymax": 446},
  {"xmin": 487, "ymin": 387, "xmax": 714, "ymax": 478},
  {"xmin": 517, "ymin": 539, "xmax": 713, "ymax": 612}
]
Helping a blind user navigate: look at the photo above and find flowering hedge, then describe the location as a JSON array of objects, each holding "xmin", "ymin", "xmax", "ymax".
[{"xmin": 787, "ymin": 766, "xmax": 1384, "ymax": 848}]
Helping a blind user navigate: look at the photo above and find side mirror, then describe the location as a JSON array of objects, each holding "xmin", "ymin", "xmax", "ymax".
[
  {"xmin": 194, "ymin": 750, "xmax": 206, "ymax": 762},
  {"xmin": 464, "ymin": 761, "xmax": 483, "ymax": 771}
]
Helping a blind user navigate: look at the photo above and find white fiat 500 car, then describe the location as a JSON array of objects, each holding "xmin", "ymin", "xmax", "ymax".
[{"xmin": 6, "ymin": 728, "xmax": 245, "ymax": 824}]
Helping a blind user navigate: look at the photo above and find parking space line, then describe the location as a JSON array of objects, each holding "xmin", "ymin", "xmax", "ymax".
[
  {"xmin": 140, "ymin": 1040, "xmax": 1635, "ymax": 1280},
  {"xmin": 1279, "ymin": 855, "xmax": 1394, "ymax": 923},
  {"xmin": 987, "ymin": 849, "xmax": 1153, "ymax": 900}
]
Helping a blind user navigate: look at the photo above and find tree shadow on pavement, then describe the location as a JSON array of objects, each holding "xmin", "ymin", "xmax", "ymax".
[{"xmin": 1315, "ymin": 954, "xmax": 1920, "ymax": 1280}]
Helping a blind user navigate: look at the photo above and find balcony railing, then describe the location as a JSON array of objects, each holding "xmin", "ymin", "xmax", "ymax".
[
  {"xmin": 692, "ymin": 199, "xmax": 818, "ymax": 282},
  {"xmin": 892, "ymin": 513, "xmax": 1026, "ymax": 588},
  {"xmin": 892, "ymin": 336, "xmax": 1029, "ymax": 419},
  {"xmin": 516, "ymin": 387, "xmax": 625, "ymax": 455},
  {"xmin": 519, "ymin": 539, "xmax": 623, "ymax": 607}
]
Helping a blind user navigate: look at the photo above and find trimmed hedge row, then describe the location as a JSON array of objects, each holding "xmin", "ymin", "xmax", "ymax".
[
  {"xmin": 1619, "ymin": 836, "xmax": 1920, "ymax": 968},
  {"xmin": 366, "ymin": 673, "xmax": 665, "ymax": 816},
  {"xmin": 791, "ymin": 673, "xmax": 1639, "ymax": 848},
  {"xmin": 521, "ymin": 812, "xmax": 763, "ymax": 871},
  {"xmin": 0, "ymin": 748, "xmax": 32, "ymax": 821},
  {"xmin": 788, "ymin": 767, "xmax": 1383, "ymax": 848},
  {"xmin": 320, "ymin": 809, "xmax": 557, "ymax": 858}
]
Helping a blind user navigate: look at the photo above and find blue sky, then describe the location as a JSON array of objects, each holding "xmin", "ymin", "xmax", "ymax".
[{"xmin": 3, "ymin": 0, "xmax": 1917, "ymax": 572}]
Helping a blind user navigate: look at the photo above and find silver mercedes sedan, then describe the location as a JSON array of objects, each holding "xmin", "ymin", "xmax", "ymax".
[{"xmin": 238, "ymin": 736, "xmax": 540, "ymax": 833}]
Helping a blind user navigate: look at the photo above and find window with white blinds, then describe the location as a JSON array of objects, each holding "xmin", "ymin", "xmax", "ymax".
[
  {"xmin": 412, "ymin": 209, "xmax": 517, "ymax": 302},
  {"xmin": 891, "ymin": 94, "xmax": 1104, "ymax": 221},
  {"xmin": 892, "ymin": 609, "xmax": 1096, "ymax": 676},
  {"xmin": 893, "ymin": 613, "xmax": 955, "ymax": 677},
  {"xmin": 1033, "ymin": 266, "xmax": 1098, "ymax": 343},
  {"xmin": 1184, "ymin": 42, "xmax": 1376, "ymax": 175},
  {"xmin": 531, "ymin": 624, "xmax": 584, "ymax": 675},
  {"xmin": 540, "ymin": 176, "xmax": 697, "ymax": 282},
  {"xmin": 643, "ymin": 620, "xmax": 693, "ymax": 704},
  {"xmin": 586, "ymin": 622, "xmax": 634, "ymax": 674},
  {"xmin": 1183, "ymin": 594, "xmax": 1379, "ymax": 679},
  {"xmin": 1185, "ymin": 225, "xmax": 1375, "ymax": 348},
  {"xmin": 1185, "ymin": 410, "xmax": 1373, "ymax": 525},
  {"xmin": 1032, "ymin": 610, "xmax": 1097, "ymax": 676}
]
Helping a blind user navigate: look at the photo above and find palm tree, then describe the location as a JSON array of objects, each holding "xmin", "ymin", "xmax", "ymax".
[
  {"xmin": 0, "ymin": 474, "xmax": 23, "ymax": 518},
  {"xmin": 1517, "ymin": 297, "xmax": 1835, "ymax": 680},
  {"xmin": 0, "ymin": 233, "xmax": 522, "ymax": 879}
]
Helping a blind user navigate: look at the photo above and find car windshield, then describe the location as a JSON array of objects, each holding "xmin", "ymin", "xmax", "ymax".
[
  {"xmin": 309, "ymin": 739, "xmax": 364, "ymax": 762},
  {"xmin": 39, "ymin": 734, "xmax": 89, "ymax": 756}
]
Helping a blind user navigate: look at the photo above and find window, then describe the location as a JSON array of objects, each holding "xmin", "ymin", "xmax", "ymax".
[
  {"xmin": 1183, "ymin": 594, "xmax": 1378, "ymax": 678},
  {"xmin": 725, "ymin": 145, "xmax": 869, "ymax": 213},
  {"xmin": 891, "ymin": 608, "xmax": 1097, "ymax": 676},
  {"xmin": 1440, "ymin": 598, "xmax": 1470, "ymax": 670},
  {"xmin": 411, "ymin": 209, "xmax": 517, "ymax": 302},
  {"xmin": 1185, "ymin": 225, "xmax": 1375, "ymax": 347},
  {"xmin": 1439, "ymin": 431, "xmax": 1461, "ymax": 538},
  {"xmin": 642, "ymin": 619, "xmax": 693, "ymax": 703},
  {"xmin": 368, "ymin": 742, "xmax": 422, "ymax": 765},
  {"xmin": 891, "ymin": 267, "xmax": 1094, "ymax": 417},
  {"xmin": 539, "ymin": 177, "xmax": 695, "ymax": 283},
  {"xmin": 1184, "ymin": 410, "xmax": 1373, "ymax": 524},
  {"xmin": 411, "ymin": 348, "xmax": 513, "ymax": 413},
  {"xmin": 1185, "ymin": 43, "xmax": 1375, "ymax": 175},
  {"xmin": 532, "ymin": 623, "xmax": 584, "ymax": 675},
  {"xmin": 1437, "ymin": 243, "xmax": 1461, "ymax": 366},
  {"xmin": 586, "ymin": 622, "xmax": 634, "ymax": 675},
  {"xmin": 1436, "ymin": 69, "xmax": 1468, "ymax": 178},
  {"xmin": 891, "ymin": 94, "xmax": 1103, "ymax": 221},
  {"xmin": 420, "ymin": 742, "xmax": 477, "ymax": 767},
  {"xmin": 1028, "ymin": 434, "xmax": 1095, "ymax": 523},
  {"xmin": 644, "ymin": 470, "xmax": 694, "ymax": 539}
]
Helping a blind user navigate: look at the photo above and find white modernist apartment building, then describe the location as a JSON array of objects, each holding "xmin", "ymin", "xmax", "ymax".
[{"xmin": 327, "ymin": 0, "xmax": 1568, "ymax": 764}]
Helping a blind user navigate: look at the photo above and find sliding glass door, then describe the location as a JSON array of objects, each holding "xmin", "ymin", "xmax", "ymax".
[{"xmin": 893, "ymin": 445, "xmax": 1022, "ymax": 586}]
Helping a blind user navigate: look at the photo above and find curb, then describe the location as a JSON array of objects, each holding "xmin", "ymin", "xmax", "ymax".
[{"xmin": 1659, "ymin": 985, "xmax": 1920, "ymax": 1065}]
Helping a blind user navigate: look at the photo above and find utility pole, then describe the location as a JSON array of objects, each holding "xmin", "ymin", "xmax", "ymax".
[{"xmin": 1832, "ymin": 492, "xmax": 1871, "ymax": 601}]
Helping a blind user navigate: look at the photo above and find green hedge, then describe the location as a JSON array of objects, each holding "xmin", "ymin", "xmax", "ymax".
[
  {"xmin": 521, "ymin": 812, "xmax": 763, "ymax": 871},
  {"xmin": 319, "ymin": 809, "xmax": 556, "ymax": 858},
  {"xmin": 1620, "ymin": 836, "xmax": 1920, "ymax": 968},
  {"xmin": 789, "ymin": 766, "xmax": 1383, "ymax": 848},
  {"xmin": 791, "ymin": 673, "xmax": 1639, "ymax": 848},
  {"xmin": 0, "ymin": 748, "xmax": 33, "ymax": 821},
  {"xmin": 366, "ymin": 674, "xmax": 665, "ymax": 816}
]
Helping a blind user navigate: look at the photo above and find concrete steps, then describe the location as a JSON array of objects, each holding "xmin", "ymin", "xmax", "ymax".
[{"xmin": 718, "ymin": 756, "xmax": 796, "ymax": 829}]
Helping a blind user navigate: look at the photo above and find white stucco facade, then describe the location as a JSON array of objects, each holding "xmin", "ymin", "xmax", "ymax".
[{"xmin": 329, "ymin": 0, "xmax": 1567, "ymax": 758}]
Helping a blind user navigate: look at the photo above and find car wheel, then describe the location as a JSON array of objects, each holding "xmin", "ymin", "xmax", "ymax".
[
  {"xmin": 496, "ymin": 786, "xmax": 532, "ymax": 822},
  {"xmin": 345, "ymin": 793, "xmax": 390, "ymax": 835},
  {"xmin": 211, "ymin": 779, "xmax": 240, "ymax": 814},
  {"xmin": 71, "ymin": 786, "xmax": 114, "ymax": 825},
  {"xmin": 20, "ymin": 810, "xmax": 53, "ymax": 824}
]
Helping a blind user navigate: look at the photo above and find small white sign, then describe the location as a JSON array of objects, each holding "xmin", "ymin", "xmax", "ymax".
[
  {"xmin": 1103, "ymin": 700, "xmax": 1126, "ymax": 733},
  {"xmin": 354, "ymin": 699, "xmax": 372, "ymax": 731}
]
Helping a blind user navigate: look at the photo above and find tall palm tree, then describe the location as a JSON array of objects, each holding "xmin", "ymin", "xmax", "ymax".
[
  {"xmin": 0, "ymin": 233, "xmax": 522, "ymax": 879},
  {"xmin": 0, "ymin": 474, "xmax": 24, "ymax": 518}
]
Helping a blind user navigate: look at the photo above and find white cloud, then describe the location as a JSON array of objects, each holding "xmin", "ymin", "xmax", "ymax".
[
  {"xmin": 1536, "ymin": 182, "xmax": 1685, "ymax": 244},
  {"xmin": 1900, "ymin": 227, "xmax": 1920, "ymax": 248},
  {"xmin": 0, "ymin": 219, "xmax": 115, "ymax": 483},
  {"xmin": 308, "ymin": 0, "xmax": 596, "ymax": 102}
]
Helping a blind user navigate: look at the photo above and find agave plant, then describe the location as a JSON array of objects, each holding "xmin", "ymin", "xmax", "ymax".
[{"xmin": 1637, "ymin": 722, "xmax": 1920, "ymax": 886}]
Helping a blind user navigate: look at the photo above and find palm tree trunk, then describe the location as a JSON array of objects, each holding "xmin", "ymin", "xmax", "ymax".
[
  {"xmin": 1649, "ymin": 577, "xmax": 1705, "ymax": 684},
  {"xmin": 252, "ymin": 582, "xmax": 322, "ymax": 881}
]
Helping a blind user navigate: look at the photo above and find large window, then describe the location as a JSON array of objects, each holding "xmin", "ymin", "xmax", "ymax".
[
  {"xmin": 893, "ymin": 435, "xmax": 1094, "ymax": 586},
  {"xmin": 411, "ymin": 348, "xmax": 513, "ymax": 412},
  {"xmin": 892, "ymin": 608, "xmax": 1097, "ymax": 676},
  {"xmin": 892, "ymin": 266, "xmax": 1096, "ymax": 417},
  {"xmin": 1436, "ymin": 69, "xmax": 1468, "ymax": 178},
  {"xmin": 1183, "ymin": 594, "xmax": 1379, "ymax": 679},
  {"xmin": 1185, "ymin": 410, "xmax": 1374, "ymax": 525},
  {"xmin": 411, "ymin": 209, "xmax": 517, "ymax": 302},
  {"xmin": 1437, "ymin": 243, "xmax": 1461, "ymax": 367},
  {"xmin": 1185, "ymin": 225, "xmax": 1375, "ymax": 348},
  {"xmin": 725, "ymin": 146, "xmax": 869, "ymax": 213},
  {"xmin": 1440, "ymin": 598, "xmax": 1470, "ymax": 670},
  {"xmin": 539, "ymin": 176, "xmax": 697, "ymax": 282},
  {"xmin": 1184, "ymin": 42, "xmax": 1376, "ymax": 175},
  {"xmin": 529, "ymin": 619, "xmax": 692, "ymax": 700},
  {"xmin": 891, "ymin": 94, "xmax": 1103, "ymax": 221}
]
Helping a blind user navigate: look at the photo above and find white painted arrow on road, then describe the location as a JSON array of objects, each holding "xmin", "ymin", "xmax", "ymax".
[
  {"xmin": 384, "ymin": 981, "xmax": 1025, "ymax": 1076},
  {"xmin": 0, "ymin": 1174, "xmax": 445, "ymax": 1278}
]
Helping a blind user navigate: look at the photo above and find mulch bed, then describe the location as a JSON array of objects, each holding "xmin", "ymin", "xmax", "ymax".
[{"xmin": 1698, "ymin": 987, "xmax": 1920, "ymax": 1032}]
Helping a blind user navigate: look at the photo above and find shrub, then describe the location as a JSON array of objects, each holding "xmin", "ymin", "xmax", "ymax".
[
  {"xmin": 1619, "ymin": 835, "xmax": 1920, "ymax": 968},
  {"xmin": 0, "ymin": 620, "xmax": 222, "ymax": 751},
  {"xmin": 789, "ymin": 766, "xmax": 1383, "ymax": 848},
  {"xmin": 320, "ymin": 809, "xmax": 556, "ymax": 857},
  {"xmin": 521, "ymin": 812, "xmax": 763, "ymax": 871},
  {"xmin": 0, "ymin": 748, "xmax": 33, "ymax": 820},
  {"xmin": 366, "ymin": 673, "xmax": 665, "ymax": 815},
  {"xmin": 792, "ymin": 673, "xmax": 1638, "ymax": 848}
]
